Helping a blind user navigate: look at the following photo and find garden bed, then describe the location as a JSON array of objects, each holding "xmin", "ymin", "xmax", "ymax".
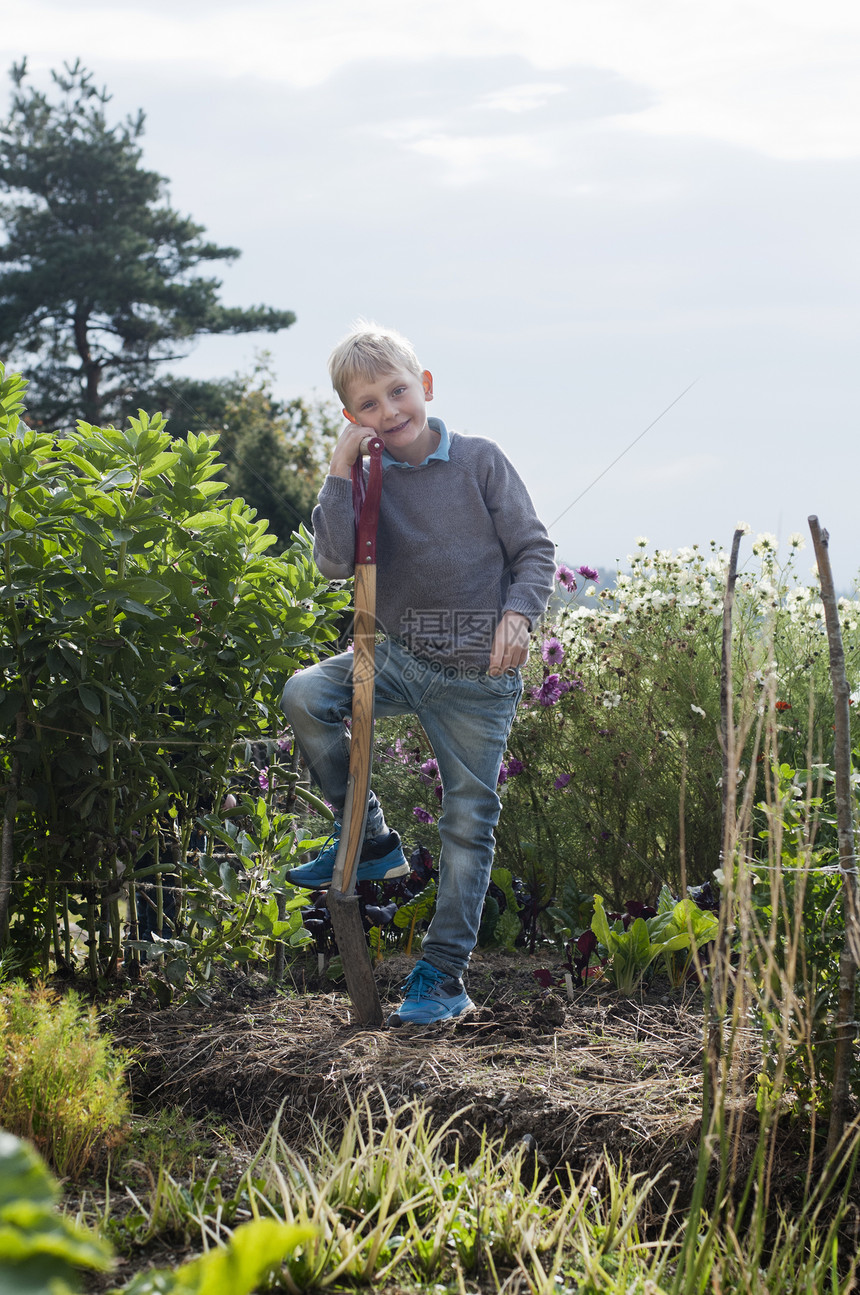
[{"xmin": 116, "ymin": 953, "xmax": 731, "ymax": 1198}]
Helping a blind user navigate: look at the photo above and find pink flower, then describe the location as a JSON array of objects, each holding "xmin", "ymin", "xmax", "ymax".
[
  {"xmin": 541, "ymin": 637, "xmax": 564, "ymax": 665},
  {"xmin": 576, "ymin": 564, "xmax": 599, "ymax": 582},
  {"xmin": 534, "ymin": 674, "xmax": 564, "ymax": 706},
  {"xmin": 258, "ymin": 768, "xmax": 270, "ymax": 790},
  {"xmin": 555, "ymin": 563, "xmax": 577, "ymax": 592},
  {"xmin": 277, "ymin": 733, "xmax": 292, "ymax": 754},
  {"xmin": 413, "ymin": 806, "xmax": 435, "ymax": 824}
]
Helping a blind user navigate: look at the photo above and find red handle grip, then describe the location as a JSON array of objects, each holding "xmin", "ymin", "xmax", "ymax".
[{"xmin": 350, "ymin": 437, "xmax": 384, "ymax": 566}]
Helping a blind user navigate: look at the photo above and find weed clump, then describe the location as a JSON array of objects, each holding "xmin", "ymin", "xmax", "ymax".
[{"xmin": 0, "ymin": 981, "xmax": 129, "ymax": 1177}]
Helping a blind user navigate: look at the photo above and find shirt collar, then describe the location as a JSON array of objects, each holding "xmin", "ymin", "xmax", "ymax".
[{"xmin": 381, "ymin": 417, "xmax": 450, "ymax": 469}]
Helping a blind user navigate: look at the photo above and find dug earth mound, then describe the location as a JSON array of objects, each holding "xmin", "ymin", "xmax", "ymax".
[{"xmin": 116, "ymin": 951, "xmax": 734, "ymax": 1215}]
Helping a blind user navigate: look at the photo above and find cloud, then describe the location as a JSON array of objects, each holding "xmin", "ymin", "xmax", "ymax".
[{"xmin": 5, "ymin": 0, "xmax": 860, "ymax": 158}]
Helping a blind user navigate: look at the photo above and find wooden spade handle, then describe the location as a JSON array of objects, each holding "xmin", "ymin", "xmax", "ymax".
[
  {"xmin": 330, "ymin": 438, "xmax": 384, "ymax": 896},
  {"xmin": 330, "ymin": 563, "xmax": 376, "ymax": 893}
]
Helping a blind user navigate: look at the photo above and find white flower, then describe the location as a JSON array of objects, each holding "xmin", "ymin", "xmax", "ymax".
[
  {"xmin": 789, "ymin": 532, "xmax": 805, "ymax": 550},
  {"xmin": 713, "ymin": 867, "xmax": 726, "ymax": 887},
  {"xmin": 736, "ymin": 521, "xmax": 751, "ymax": 535},
  {"xmin": 752, "ymin": 532, "xmax": 778, "ymax": 555},
  {"xmin": 601, "ymin": 691, "xmax": 622, "ymax": 708},
  {"xmin": 585, "ymin": 585, "xmax": 597, "ymax": 597},
  {"xmin": 635, "ymin": 536, "xmax": 648, "ymax": 548},
  {"xmin": 690, "ymin": 704, "xmax": 706, "ymax": 717}
]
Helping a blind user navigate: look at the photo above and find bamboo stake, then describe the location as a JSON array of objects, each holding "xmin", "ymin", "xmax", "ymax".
[
  {"xmin": 807, "ymin": 516, "xmax": 859, "ymax": 1164},
  {"xmin": 709, "ymin": 527, "xmax": 745, "ymax": 1084}
]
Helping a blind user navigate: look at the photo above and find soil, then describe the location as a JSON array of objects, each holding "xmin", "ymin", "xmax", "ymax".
[
  {"xmin": 113, "ymin": 953, "xmax": 726, "ymax": 1185},
  {"xmin": 75, "ymin": 951, "xmax": 803, "ymax": 1291}
]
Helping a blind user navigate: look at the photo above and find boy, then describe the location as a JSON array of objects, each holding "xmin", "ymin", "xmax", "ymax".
[{"xmin": 281, "ymin": 323, "xmax": 555, "ymax": 1025}]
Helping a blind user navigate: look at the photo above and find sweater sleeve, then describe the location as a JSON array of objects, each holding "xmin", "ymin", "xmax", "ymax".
[
  {"xmin": 481, "ymin": 443, "xmax": 556, "ymax": 629},
  {"xmin": 311, "ymin": 474, "xmax": 356, "ymax": 579}
]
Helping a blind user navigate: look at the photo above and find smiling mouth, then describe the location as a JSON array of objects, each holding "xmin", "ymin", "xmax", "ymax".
[{"xmin": 386, "ymin": 419, "xmax": 410, "ymax": 435}]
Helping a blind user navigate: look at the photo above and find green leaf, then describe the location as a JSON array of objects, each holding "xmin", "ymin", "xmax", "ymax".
[
  {"xmin": 628, "ymin": 917, "xmax": 651, "ymax": 967},
  {"xmin": 89, "ymin": 726, "xmax": 111, "ymax": 754},
  {"xmin": 0, "ymin": 1132, "xmax": 55, "ymax": 1210},
  {"xmin": 0, "ymin": 1132, "xmax": 112, "ymax": 1291},
  {"xmin": 77, "ymin": 685, "xmax": 100, "ymax": 715},
  {"xmin": 181, "ymin": 511, "xmax": 226, "ymax": 531},
  {"xmin": 65, "ymin": 452, "xmax": 102, "ymax": 481},
  {"xmin": 219, "ymin": 861, "xmax": 240, "ymax": 900},
  {"xmin": 590, "ymin": 894, "xmax": 613, "ymax": 950},
  {"xmin": 120, "ymin": 1218, "xmax": 315, "ymax": 1295},
  {"xmin": 0, "ymin": 692, "xmax": 24, "ymax": 727}
]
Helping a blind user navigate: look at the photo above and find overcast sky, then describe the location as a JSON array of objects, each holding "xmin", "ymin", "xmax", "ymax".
[{"xmin": 3, "ymin": 0, "xmax": 859, "ymax": 584}]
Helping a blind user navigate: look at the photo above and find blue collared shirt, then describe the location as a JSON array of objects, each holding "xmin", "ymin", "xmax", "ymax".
[{"xmin": 381, "ymin": 417, "xmax": 450, "ymax": 470}]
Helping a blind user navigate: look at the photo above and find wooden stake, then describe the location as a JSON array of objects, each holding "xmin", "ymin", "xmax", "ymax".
[{"xmin": 807, "ymin": 516, "xmax": 859, "ymax": 1164}]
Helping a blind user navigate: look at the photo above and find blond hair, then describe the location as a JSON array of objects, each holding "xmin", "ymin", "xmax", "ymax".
[{"xmin": 328, "ymin": 321, "xmax": 423, "ymax": 407}]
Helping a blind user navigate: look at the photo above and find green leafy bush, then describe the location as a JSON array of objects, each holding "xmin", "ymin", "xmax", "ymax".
[
  {"xmin": 0, "ymin": 982, "xmax": 129, "ymax": 1177},
  {"xmin": 0, "ymin": 364, "xmax": 348, "ymax": 981}
]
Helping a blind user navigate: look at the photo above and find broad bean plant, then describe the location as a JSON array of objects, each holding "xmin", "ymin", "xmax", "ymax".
[{"xmin": 0, "ymin": 366, "xmax": 348, "ymax": 982}]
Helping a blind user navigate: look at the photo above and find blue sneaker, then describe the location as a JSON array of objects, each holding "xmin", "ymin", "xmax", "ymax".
[
  {"xmin": 287, "ymin": 829, "xmax": 409, "ymax": 889},
  {"xmin": 388, "ymin": 959, "xmax": 474, "ymax": 1027}
]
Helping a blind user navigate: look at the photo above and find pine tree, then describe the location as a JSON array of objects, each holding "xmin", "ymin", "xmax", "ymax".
[{"xmin": 0, "ymin": 60, "xmax": 295, "ymax": 429}]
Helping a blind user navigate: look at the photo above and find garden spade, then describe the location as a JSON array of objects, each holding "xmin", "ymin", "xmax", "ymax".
[{"xmin": 326, "ymin": 436, "xmax": 385, "ymax": 1027}]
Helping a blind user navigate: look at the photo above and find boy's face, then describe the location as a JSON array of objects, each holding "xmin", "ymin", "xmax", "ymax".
[{"xmin": 342, "ymin": 367, "xmax": 436, "ymax": 465}]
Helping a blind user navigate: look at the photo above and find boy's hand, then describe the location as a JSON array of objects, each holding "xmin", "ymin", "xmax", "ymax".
[
  {"xmin": 488, "ymin": 611, "xmax": 530, "ymax": 676},
  {"xmin": 329, "ymin": 419, "xmax": 377, "ymax": 479}
]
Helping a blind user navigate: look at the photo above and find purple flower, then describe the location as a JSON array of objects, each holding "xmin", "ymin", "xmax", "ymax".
[
  {"xmin": 413, "ymin": 806, "xmax": 435, "ymax": 824},
  {"xmin": 277, "ymin": 733, "xmax": 292, "ymax": 754},
  {"xmin": 497, "ymin": 763, "xmax": 508, "ymax": 785},
  {"xmin": 434, "ymin": 784, "xmax": 443, "ymax": 803},
  {"xmin": 420, "ymin": 757, "xmax": 440, "ymax": 785},
  {"xmin": 506, "ymin": 757, "xmax": 525, "ymax": 777},
  {"xmin": 555, "ymin": 563, "xmax": 577, "ymax": 592},
  {"xmin": 554, "ymin": 773, "xmax": 572, "ymax": 789},
  {"xmin": 541, "ymin": 637, "xmax": 564, "ymax": 665},
  {"xmin": 258, "ymin": 767, "xmax": 270, "ymax": 790},
  {"xmin": 534, "ymin": 674, "xmax": 564, "ymax": 706},
  {"xmin": 576, "ymin": 564, "xmax": 599, "ymax": 583}
]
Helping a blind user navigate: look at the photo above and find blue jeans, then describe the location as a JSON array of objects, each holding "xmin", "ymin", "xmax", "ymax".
[{"xmin": 281, "ymin": 639, "xmax": 522, "ymax": 978}]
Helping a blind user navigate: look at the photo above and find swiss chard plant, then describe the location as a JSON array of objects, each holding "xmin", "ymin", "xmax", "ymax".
[
  {"xmin": 0, "ymin": 1128, "xmax": 112, "ymax": 1293},
  {"xmin": 591, "ymin": 893, "xmax": 692, "ymax": 995},
  {"xmin": 649, "ymin": 884, "xmax": 719, "ymax": 987}
]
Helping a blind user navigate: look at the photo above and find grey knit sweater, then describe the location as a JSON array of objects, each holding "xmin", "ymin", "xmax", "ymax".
[{"xmin": 311, "ymin": 420, "xmax": 556, "ymax": 670}]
